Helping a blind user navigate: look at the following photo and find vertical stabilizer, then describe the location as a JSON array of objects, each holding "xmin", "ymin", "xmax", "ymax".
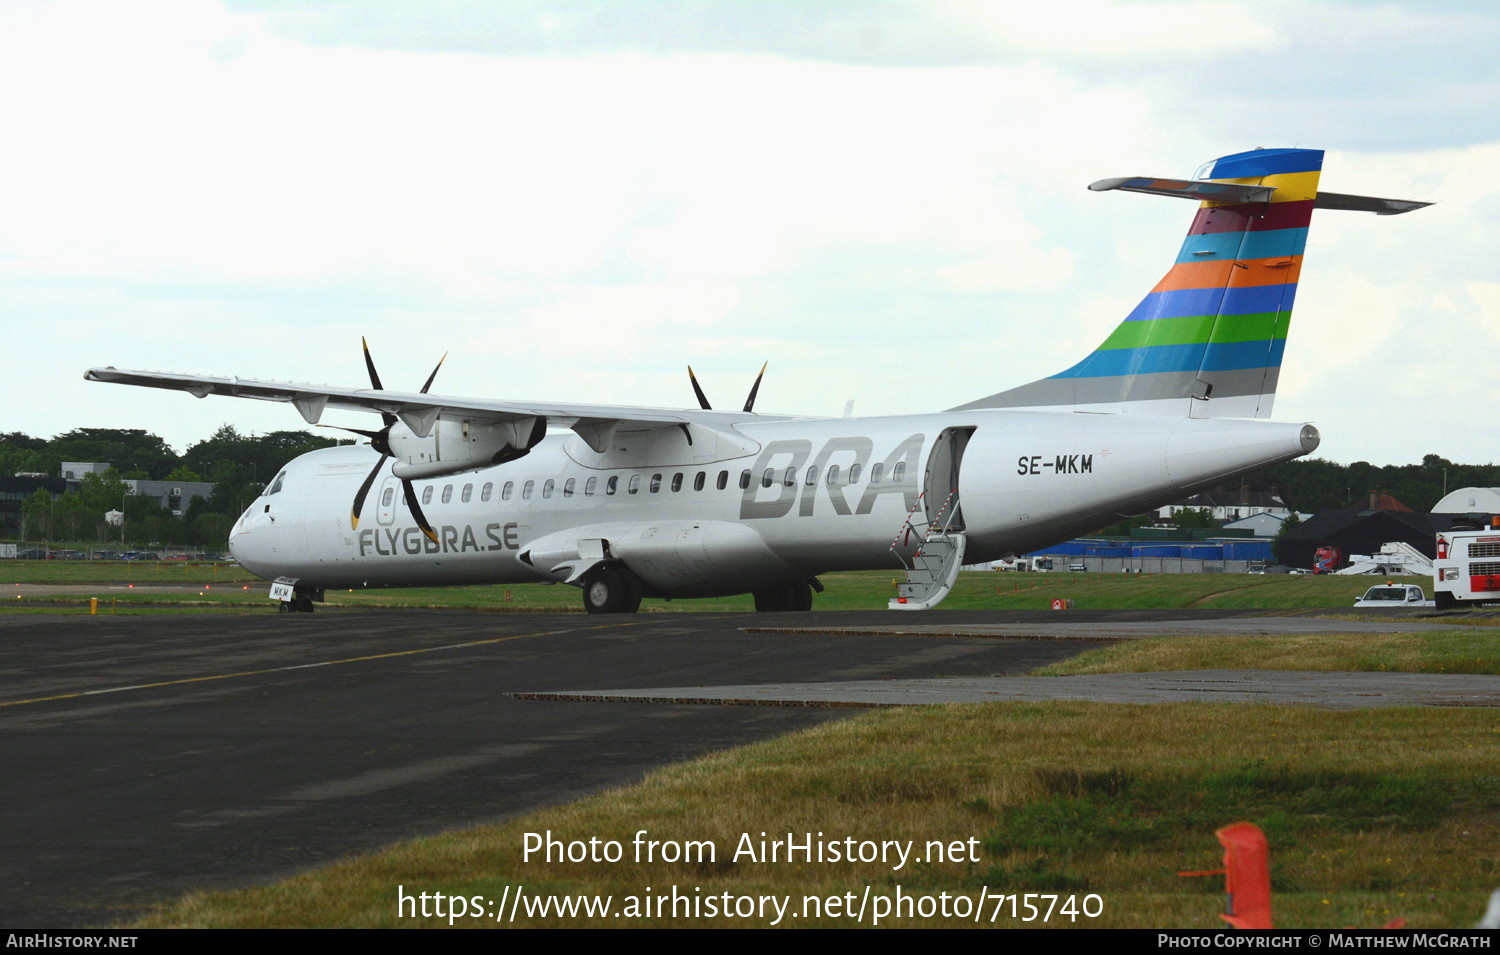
[{"xmin": 956, "ymin": 147, "xmax": 1324, "ymax": 418}]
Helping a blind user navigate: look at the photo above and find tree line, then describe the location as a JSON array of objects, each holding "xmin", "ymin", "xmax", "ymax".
[
  {"xmin": 3, "ymin": 426, "xmax": 342, "ymax": 547},
  {"xmin": 1259, "ymin": 454, "xmax": 1500, "ymax": 514}
]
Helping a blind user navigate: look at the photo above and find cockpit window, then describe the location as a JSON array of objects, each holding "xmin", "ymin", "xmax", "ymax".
[{"xmin": 266, "ymin": 471, "xmax": 286, "ymax": 496}]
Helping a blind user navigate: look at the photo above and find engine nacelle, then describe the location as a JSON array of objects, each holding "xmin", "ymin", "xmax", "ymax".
[{"xmin": 389, "ymin": 416, "xmax": 545, "ymax": 479}]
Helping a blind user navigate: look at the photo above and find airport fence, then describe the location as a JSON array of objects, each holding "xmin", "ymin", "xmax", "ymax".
[
  {"xmin": 971, "ymin": 556, "xmax": 1253, "ymax": 575},
  {"xmin": 0, "ymin": 541, "xmax": 228, "ymax": 561}
]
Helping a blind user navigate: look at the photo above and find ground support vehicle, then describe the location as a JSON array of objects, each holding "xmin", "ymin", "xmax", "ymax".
[{"xmin": 1433, "ymin": 521, "xmax": 1500, "ymax": 609}]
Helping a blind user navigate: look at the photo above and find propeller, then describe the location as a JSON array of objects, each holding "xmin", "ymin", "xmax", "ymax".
[
  {"xmin": 686, "ymin": 362, "xmax": 767, "ymax": 413},
  {"xmin": 342, "ymin": 338, "xmax": 446, "ymax": 543}
]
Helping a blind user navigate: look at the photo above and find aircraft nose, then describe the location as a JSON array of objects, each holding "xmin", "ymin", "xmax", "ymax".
[{"xmin": 228, "ymin": 503, "xmax": 275, "ymax": 573}]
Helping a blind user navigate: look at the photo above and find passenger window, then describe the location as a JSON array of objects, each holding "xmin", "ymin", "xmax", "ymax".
[
  {"xmin": 628, "ymin": 475, "xmax": 641, "ymax": 494},
  {"xmin": 381, "ymin": 487, "xmax": 394, "ymax": 506},
  {"xmin": 543, "ymin": 479, "xmax": 555, "ymax": 499},
  {"xmin": 585, "ymin": 477, "xmax": 597, "ymax": 496},
  {"xmin": 717, "ymin": 471, "xmax": 728, "ymax": 491},
  {"xmin": 693, "ymin": 471, "xmax": 705, "ymax": 491},
  {"xmin": 826, "ymin": 464, "xmax": 840, "ymax": 485},
  {"xmin": 502, "ymin": 481, "xmax": 513, "ymax": 501},
  {"xmin": 422, "ymin": 486, "xmax": 434, "ymax": 505},
  {"xmin": 870, "ymin": 463, "xmax": 883, "ymax": 484},
  {"xmin": 762, "ymin": 468, "xmax": 774, "ymax": 488},
  {"xmin": 671, "ymin": 473, "xmax": 683, "ymax": 492},
  {"xmin": 522, "ymin": 480, "xmax": 534, "ymax": 500},
  {"xmin": 650, "ymin": 473, "xmax": 662, "ymax": 493},
  {"xmin": 739, "ymin": 470, "xmax": 751, "ymax": 490},
  {"xmin": 441, "ymin": 484, "xmax": 453, "ymax": 504},
  {"xmin": 461, "ymin": 484, "xmax": 473, "ymax": 503},
  {"xmin": 849, "ymin": 463, "xmax": 863, "ymax": 483},
  {"xmin": 607, "ymin": 475, "xmax": 619, "ymax": 495},
  {"xmin": 805, "ymin": 466, "xmax": 818, "ymax": 486},
  {"xmin": 784, "ymin": 467, "xmax": 797, "ymax": 487},
  {"xmin": 481, "ymin": 482, "xmax": 493, "ymax": 502},
  {"xmin": 892, "ymin": 462, "xmax": 906, "ymax": 483},
  {"xmin": 564, "ymin": 478, "xmax": 576, "ymax": 498}
]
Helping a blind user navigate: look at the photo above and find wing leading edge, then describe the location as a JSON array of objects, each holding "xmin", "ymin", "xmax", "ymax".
[{"xmin": 83, "ymin": 366, "xmax": 778, "ymax": 453}]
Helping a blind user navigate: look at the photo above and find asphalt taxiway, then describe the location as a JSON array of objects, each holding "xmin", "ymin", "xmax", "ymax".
[{"xmin": 0, "ymin": 609, "xmax": 1098, "ymax": 926}]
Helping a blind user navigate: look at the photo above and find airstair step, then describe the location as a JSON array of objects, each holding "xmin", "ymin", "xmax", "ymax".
[{"xmin": 889, "ymin": 531, "xmax": 967, "ymax": 611}]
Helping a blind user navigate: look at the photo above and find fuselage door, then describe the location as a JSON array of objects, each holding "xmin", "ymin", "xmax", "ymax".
[{"xmin": 923, "ymin": 427, "xmax": 974, "ymax": 531}]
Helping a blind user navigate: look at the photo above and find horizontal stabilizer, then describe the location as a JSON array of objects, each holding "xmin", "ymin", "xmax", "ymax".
[
  {"xmin": 1089, "ymin": 176, "xmax": 1275, "ymax": 204},
  {"xmin": 1313, "ymin": 191, "xmax": 1431, "ymax": 215},
  {"xmin": 1090, "ymin": 177, "xmax": 1428, "ymax": 216}
]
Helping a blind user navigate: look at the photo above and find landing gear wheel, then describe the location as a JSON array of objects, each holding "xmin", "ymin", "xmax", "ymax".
[
  {"xmin": 582, "ymin": 565, "xmax": 643, "ymax": 614},
  {"xmin": 789, "ymin": 579, "xmax": 813, "ymax": 611},
  {"xmin": 752, "ymin": 580, "xmax": 813, "ymax": 612},
  {"xmin": 279, "ymin": 592, "xmax": 315, "ymax": 613},
  {"xmin": 752, "ymin": 585, "xmax": 785, "ymax": 612}
]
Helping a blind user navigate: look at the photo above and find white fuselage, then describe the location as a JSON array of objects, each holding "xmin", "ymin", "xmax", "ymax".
[{"xmin": 228, "ymin": 408, "xmax": 1317, "ymax": 598}]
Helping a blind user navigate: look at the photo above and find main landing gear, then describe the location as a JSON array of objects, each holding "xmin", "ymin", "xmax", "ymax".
[
  {"xmin": 577, "ymin": 568, "xmax": 822, "ymax": 613},
  {"xmin": 581, "ymin": 564, "xmax": 644, "ymax": 614},
  {"xmin": 752, "ymin": 578, "xmax": 818, "ymax": 612}
]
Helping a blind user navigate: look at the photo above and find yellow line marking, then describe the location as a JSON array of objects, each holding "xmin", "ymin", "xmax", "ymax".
[{"xmin": 0, "ymin": 620, "xmax": 638, "ymax": 709}]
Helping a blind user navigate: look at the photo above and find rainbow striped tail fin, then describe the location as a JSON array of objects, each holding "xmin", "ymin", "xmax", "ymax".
[{"xmin": 955, "ymin": 148, "xmax": 1427, "ymax": 419}]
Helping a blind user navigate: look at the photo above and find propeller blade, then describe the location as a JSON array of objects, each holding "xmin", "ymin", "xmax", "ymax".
[
  {"xmin": 402, "ymin": 478, "xmax": 439, "ymax": 544},
  {"xmin": 320, "ymin": 425, "xmax": 382, "ymax": 440},
  {"xmin": 350, "ymin": 454, "xmax": 386, "ymax": 530},
  {"xmin": 419, "ymin": 353, "xmax": 448, "ymax": 395},
  {"xmin": 688, "ymin": 365, "xmax": 712, "ymax": 410},
  {"xmin": 742, "ymin": 361, "xmax": 767, "ymax": 414},
  {"xmin": 361, "ymin": 336, "xmax": 385, "ymax": 391},
  {"xmin": 319, "ymin": 424, "xmax": 391, "ymax": 457},
  {"xmin": 360, "ymin": 338, "xmax": 397, "ymax": 428}
]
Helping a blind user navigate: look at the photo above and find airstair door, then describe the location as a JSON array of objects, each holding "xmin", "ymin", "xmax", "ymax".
[
  {"xmin": 923, "ymin": 427, "xmax": 974, "ymax": 531},
  {"xmin": 888, "ymin": 426, "xmax": 976, "ymax": 611}
]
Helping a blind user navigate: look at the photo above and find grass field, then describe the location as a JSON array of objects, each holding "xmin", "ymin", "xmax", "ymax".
[
  {"xmin": 1037, "ymin": 630, "xmax": 1500, "ymax": 676},
  {"xmin": 0, "ymin": 562, "xmax": 1459, "ymax": 614}
]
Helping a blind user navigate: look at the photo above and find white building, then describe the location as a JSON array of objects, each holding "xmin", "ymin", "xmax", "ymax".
[
  {"xmin": 1221, "ymin": 511, "xmax": 1313, "ymax": 538},
  {"xmin": 1155, "ymin": 485, "xmax": 1295, "ymax": 523},
  {"xmin": 1431, "ymin": 487, "xmax": 1500, "ymax": 514},
  {"xmin": 59, "ymin": 461, "xmax": 113, "ymax": 481}
]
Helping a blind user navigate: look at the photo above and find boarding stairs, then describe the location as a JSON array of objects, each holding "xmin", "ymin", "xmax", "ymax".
[
  {"xmin": 888, "ymin": 489, "xmax": 967, "ymax": 611},
  {"xmin": 1335, "ymin": 540, "xmax": 1434, "ymax": 576}
]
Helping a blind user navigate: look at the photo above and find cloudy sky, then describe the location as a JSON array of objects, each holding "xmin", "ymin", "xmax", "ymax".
[{"xmin": 5, "ymin": 0, "xmax": 1498, "ymax": 467}]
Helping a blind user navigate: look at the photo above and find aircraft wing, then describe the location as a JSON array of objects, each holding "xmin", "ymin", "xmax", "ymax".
[{"xmin": 84, "ymin": 366, "xmax": 764, "ymax": 452}]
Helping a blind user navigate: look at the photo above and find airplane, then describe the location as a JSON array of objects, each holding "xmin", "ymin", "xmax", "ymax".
[{"xmin": 86, "ymin": 147, "xmax": 1427, "ymax": 614}]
